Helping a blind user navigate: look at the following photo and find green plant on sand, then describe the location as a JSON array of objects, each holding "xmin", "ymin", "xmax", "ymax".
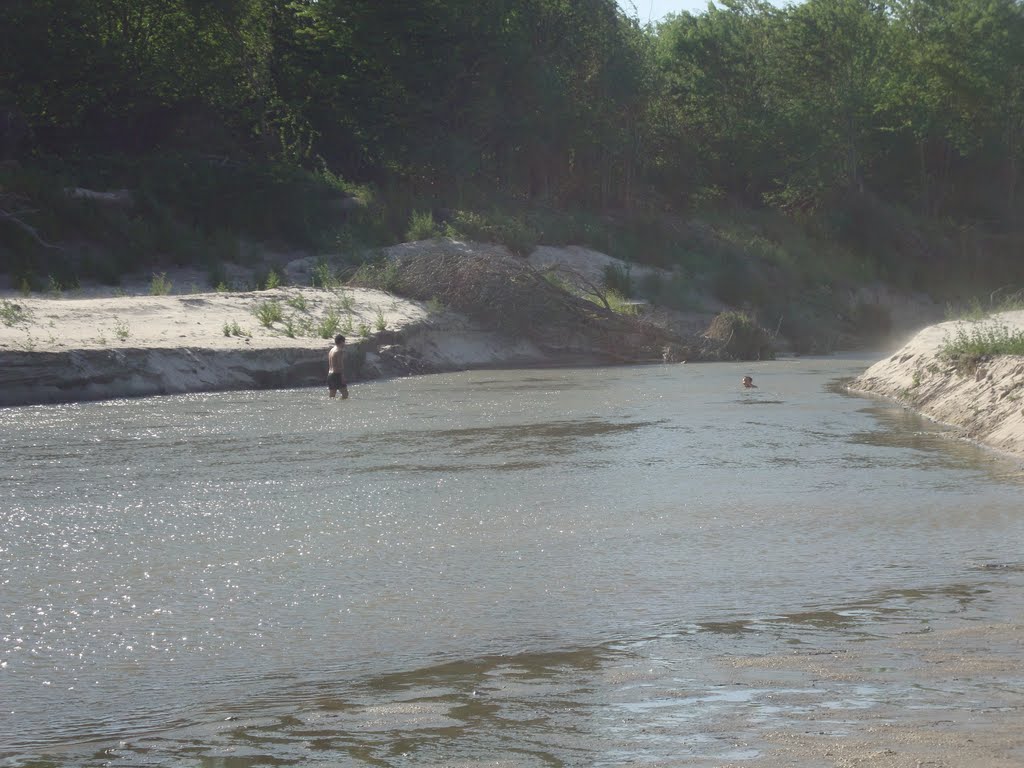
[
  {"xmin": 407, "ymin": 210, "xmax": 441, "ymax": 241},
  {"xmin": 0, "ymin": 299, "xmax": 31, "ymax": 327},
  {"xmin": 150, "ymin": 272, "xmax": 173, "ymax": 295},
  {"xmin": 938, "ymin": 319, "xmax": 1024, "ymax": 373},
  {"xmin": 316, "ymin": 307, "xmax": 342, "ymax": 338},
  {"xmin": 254, "ymin": 300, "xmax": 284, "ymax": 327}
]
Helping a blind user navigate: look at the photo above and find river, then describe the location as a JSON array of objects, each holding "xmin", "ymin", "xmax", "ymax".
[{"xmin": 2, "ymin": 354, "xmax": 1023, "ymax": 766}]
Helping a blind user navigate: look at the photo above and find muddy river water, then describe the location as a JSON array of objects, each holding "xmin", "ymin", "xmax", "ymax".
[{"xmin": 2, "ymin": 354, "xmax": 1023, "ymax": 766}]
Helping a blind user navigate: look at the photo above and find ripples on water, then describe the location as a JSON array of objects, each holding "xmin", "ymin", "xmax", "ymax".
[{"xmin": 2, "ymin": 356, "xmax": 1023, "ymax": 766}]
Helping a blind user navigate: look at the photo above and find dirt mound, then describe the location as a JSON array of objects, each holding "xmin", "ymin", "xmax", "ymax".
[{"xmin": 375, "ymin": 239, "xmax": 688, "ymax": 363}]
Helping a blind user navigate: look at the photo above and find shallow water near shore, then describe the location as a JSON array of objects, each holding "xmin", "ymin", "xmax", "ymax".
[{"xmin": 2, "ymin": 355, "xmax": 1023, "ymax": 766}]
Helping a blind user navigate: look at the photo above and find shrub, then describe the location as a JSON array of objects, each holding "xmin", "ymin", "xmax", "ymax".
[
  {"xmin": 351, "ymin": 259, "xmax": 400, "ymax": 293},
  {"xmin": 113, "ymin": 318, "xmax": 130, "ymax": 341},
  {"xmin": 286, "ymin": 294, "xmax": 308, "ymax": 312},
  {"xmin": 443, "ymin": 209, "xmax": 538, "ymax": 255},
  {"xmin": 254, "ymin": 300, "xmax": 284, "ymax": 327},
  {"xmin": 706, "ymin": 311, "xmax": 775, "ymax": 360},
  {"xmin": 312, "ymin": 260, "xmax": 341, "ymax": 289},
  {"xmin": 0, "ymin": 299, "xmax": 30, "ymax": 327},
  {"xmin": 263, "ymin": 269, "xmax": 281, "ymax": 290},
  {"xmin": 221, "ymin": 320, "xmax": 248, "ymax": 337},
  {"xmin": 316, "ymin": 307, "xmax": 342, "ymax": 338},
  {"xmin": 407, "ymin": 210, "xmax": 441, "ymax": 241},
  {"xmin": 150, "ymin": 272, "xmax": 173, "ymax": 295}
]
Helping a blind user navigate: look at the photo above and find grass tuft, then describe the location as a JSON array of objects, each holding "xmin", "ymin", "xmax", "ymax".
[
  {"xmin": 222, "ymin": 320, "xmax": 248, "ymax": 337},
  {"xmin": 316, "ymin": 307, "xmax": 342, "ymax": 338}
]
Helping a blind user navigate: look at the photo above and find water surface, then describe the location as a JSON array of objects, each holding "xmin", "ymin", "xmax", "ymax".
[{"xmin": 2, "ymin": 355, "xmax": 1022, "ymax": 765}]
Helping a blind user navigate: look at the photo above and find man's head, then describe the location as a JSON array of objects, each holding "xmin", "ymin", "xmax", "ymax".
[
  {"xmin": 334, "ymin": 334, "xmax": 346, "ymax": 346},
  {"xmin": 742, "ymin": 375, "xmax": 754, "ymax": 387}
]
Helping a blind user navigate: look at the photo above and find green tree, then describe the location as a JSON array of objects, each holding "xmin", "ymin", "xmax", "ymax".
[
  {"xmin": 885, "ymin": 0, "xmax": 1024, "ymax": 219},
  {"xmin": 652, "ymin": 0, "xmax": 781, "ymax": 206},
  {"xmin": 765, "ymin": 0, "xmax": 890, "ymax": 209}
]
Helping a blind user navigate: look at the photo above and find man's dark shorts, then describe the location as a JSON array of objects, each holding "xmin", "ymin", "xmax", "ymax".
[{"xmin": 327, "ymin": 372, "xmax": 345, "ymax": 389}]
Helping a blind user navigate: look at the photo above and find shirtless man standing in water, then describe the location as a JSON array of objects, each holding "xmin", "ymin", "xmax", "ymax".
[{"xmin": 327, "ymin": 334, "xmax": 348, "ymax": 399}]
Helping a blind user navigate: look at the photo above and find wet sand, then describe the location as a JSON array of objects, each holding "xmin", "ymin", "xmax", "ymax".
[{"xmin": 716, "ymin": 620, "xmax": 1024, "ymax": 767}]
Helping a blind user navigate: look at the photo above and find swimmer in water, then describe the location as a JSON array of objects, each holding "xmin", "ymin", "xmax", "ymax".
[{"xmin": 742, "ymin": 375, "xmax": 757, "ymax": 389}]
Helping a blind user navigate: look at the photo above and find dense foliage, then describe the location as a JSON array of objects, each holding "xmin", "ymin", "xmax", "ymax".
[{"xmin": 2, "ymin": 0, "xmax": 1023, "ymax": 291}]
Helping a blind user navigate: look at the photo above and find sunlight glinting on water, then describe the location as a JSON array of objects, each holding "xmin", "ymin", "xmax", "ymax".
[{"xmin": 2, "ymin": 356, "xmax": 1023, "ymax": 765}]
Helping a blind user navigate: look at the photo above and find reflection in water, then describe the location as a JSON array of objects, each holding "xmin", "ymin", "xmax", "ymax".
[
  {"xmin": 2, "ymin": 357, "xmax": 1024, "ymax": 766},
  {"xmin": 345, "ymin": 418, "xmax": 663, "ymax": 472},
  {"xmin": 383, "ymin": 417, "xmax": 662, "ymax": 457}
]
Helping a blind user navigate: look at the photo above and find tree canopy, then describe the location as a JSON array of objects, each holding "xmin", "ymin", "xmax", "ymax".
[{"xmin": 3, "ymin": 0, "xmax": 1023, "ymax": 227}]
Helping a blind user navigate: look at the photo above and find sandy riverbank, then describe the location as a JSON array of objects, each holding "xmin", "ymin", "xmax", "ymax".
[
  {"xmin": 0, "ymin": 266, "xmax": 560, "ymax": 407},
  {"xmin": 0, "ymin": 239, "xmax": 954, "ymax": 409},
  {"xmin": 850, "ymin": 310, "xmax": 1024, "ymax": 460},
  {"xmin": 0, "ymin": 242, "xmax": 715, "ymax": 407}
]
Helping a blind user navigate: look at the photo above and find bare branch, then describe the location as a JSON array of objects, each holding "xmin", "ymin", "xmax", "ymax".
[{"xmin": 539, "ymin": 263, "xmax": 612, "ymax": 310}]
